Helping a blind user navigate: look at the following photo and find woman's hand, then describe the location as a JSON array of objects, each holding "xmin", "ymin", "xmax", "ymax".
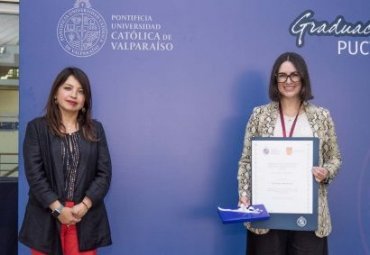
[
  {"xmin": 58, "ymin": 207, "xmax": 81, "ymax": 225},
  {"xmin": 238, "ymin": 196, "xmax": 250, "ymax": 208},
  {"xmin": 312, "ymin": 167, "xmax": 329, "ymax": 183},
  {"xmin": 72, "ymin": 203, "xmax": 89, "ymax": 219}
]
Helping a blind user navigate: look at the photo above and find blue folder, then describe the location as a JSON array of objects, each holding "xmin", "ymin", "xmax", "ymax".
[{"xmin": 217, "ymin": 204, "xmax": 270, "ymax": 224}]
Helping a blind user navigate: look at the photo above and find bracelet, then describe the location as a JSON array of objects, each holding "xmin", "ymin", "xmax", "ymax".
[{"xmin": 81, "ymin": 201, "xmax": 90, "ymax": 210}]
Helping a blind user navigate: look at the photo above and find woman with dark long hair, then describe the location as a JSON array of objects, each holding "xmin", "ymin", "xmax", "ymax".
[{"xmin": 19, "ymin": 67, "xmax": 112, "ymax": 255}]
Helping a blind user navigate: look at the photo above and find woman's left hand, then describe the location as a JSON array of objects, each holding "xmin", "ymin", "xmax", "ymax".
[
  {"xmin": 312, "ymin": 167, "xmax": 329, "ymax": 183},
  {"xmin": 72, "ymin": 203, "xmax": 89, "ymax": 219}
]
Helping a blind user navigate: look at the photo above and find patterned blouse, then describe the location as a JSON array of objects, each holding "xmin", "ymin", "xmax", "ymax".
[
  {"xmin": 61, "ymin": 131, "xmax": 81, "ymax": 201},
  {"xmin": 238, "ymin": 101, "xmax": 342, "ymax": 237}
]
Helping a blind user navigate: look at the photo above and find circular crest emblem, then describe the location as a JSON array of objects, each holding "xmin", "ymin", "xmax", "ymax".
[
  {"xmin": 296, "ymin": 216, "xmax": 307, "ymax": 227},
  {"xmin": 57, "ymin": 0, "xmax": 107, "ymax": 57}
]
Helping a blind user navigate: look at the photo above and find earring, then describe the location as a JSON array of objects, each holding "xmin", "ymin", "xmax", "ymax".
[
  {"xmin": 81, "ymin": 107, "xmax": 86, "ymax": 113},
  {"xmin": 54, "ymin": 97, "xmax": 58, "ymax": 104}
]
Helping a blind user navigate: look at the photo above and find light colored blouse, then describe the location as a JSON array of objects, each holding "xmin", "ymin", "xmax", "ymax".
[{"xmin": 273, "ymin": 112, "xmax": 313, "ymax": 137}]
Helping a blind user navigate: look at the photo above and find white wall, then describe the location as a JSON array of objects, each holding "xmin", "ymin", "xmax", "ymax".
[{"xmin": 0, "ymin": 89, "xmax": 18, "ymax": 176}]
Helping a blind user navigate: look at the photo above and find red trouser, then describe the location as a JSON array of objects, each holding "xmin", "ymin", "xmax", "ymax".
[{"xmin": 32, "ymin": 202, "xmax": 97, "ymax": 255}]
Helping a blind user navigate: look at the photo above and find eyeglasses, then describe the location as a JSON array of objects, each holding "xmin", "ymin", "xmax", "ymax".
[{"xmin": 276, "ymin": 72, "xmax": 301, "ymax": 83}]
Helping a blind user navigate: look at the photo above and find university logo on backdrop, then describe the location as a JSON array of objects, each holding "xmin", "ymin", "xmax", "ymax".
[
  {"xmin": 57, "ymin": 0, "xmax": 174, "ymax": 57},
  {"xmin": 289, "ymin": 10, "xmax": 370, "ymax": 56},
  {"xmin": 57, "ymin": 0, "xmax": 107, "ymax": 57}
]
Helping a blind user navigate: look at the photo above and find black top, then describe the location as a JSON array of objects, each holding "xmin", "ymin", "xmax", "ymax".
[
  {"xmin": 61, "ymin": 132, "xmax": 80, "ymax": 201},
  {"xmin": 19, "ymin": 117, "xmax": 112, "ymax": 254}
]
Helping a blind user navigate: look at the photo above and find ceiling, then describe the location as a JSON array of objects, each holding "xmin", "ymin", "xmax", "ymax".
[{"xmin": 0, "ymin": 1, "xmax": 19, "ymax": 87}]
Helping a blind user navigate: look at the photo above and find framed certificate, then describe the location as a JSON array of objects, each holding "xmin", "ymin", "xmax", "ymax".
[{"xmin": 250, "ymin": 137, "xmax": 319, "ymax": 231}]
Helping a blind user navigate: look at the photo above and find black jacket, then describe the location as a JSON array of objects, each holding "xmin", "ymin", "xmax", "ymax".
[{"xmin": 19, "ymin": 117, "xmax": 112, "ymax": 254}]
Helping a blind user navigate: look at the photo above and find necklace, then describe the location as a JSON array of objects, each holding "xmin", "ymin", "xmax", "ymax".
[
  {"xmin": 63, "ymin": 122, "xmax": 79, "ymax": 134},
  {"xmin": 285, "ymin": 116, "xmax": 295, "ymax": 122}
]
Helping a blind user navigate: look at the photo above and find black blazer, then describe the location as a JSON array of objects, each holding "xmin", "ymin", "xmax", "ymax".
[{"xmin": 19, "ymin": 117, "xmax": 112, "ymax": 254}]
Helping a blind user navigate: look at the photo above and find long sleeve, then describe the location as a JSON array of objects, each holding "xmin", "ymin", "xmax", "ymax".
[
  {"xmin": 321, "ymin": 110, "xmax": 342, "ymax": 184},
  {"xmin": 23, "ymin": 120, "xmax": 58, "ymax": 208},
  {"xmin": 237, "ymin": 107, "xmax": 261, "ymax": 199}
]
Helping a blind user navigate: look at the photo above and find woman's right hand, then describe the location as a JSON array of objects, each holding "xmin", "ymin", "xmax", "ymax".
[{"xmin": 238, "ymin": 196, "xmax": 250, "ymax": 208}]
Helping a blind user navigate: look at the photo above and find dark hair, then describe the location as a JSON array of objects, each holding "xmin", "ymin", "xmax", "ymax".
[
  {"xmin": 45, "ymin": 67, "xmax": 96, "ymax": 141},
  {"xmin": 268, "ymin": 52, "xmax": 314, "ymax": 102}
]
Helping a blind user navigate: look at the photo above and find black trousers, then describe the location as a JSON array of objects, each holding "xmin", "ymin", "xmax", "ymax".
[{"xmin": 247, "ymin": 230, "xmax": 328, "ymax": 255}]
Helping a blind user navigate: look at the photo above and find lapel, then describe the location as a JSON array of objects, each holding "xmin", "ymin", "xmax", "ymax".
[
  {"xmin": 49, "ymin": 132, "xmax": 65, "ymax": 195},
  {"xmin": 302, "ymin": 102, "xmax": 319, "ymax": 138},
  {"xmin": 75, "ymin": 132, "xmax": 90, "ymax": 188},
  {"xmin": 265, "ymin": 102, "xmax": 279, "ymax": 137},
  {"xmin": 49, "ymin": 130, "xmax": 91, "ymax": 199}
]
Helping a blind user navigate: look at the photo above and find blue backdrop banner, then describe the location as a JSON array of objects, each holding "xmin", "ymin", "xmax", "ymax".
[{"xmin": 19, "ymin": 1, "xmax": 370, "ymax": 254}]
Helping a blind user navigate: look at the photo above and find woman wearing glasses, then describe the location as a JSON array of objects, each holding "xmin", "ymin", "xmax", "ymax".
[{"xmin": 237, "ymin": 52, "xmax": 341, "ymax": 255}]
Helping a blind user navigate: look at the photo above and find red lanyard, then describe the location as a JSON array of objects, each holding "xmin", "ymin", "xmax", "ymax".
[{"xmin": 279, "ymin": 102, "xmax": 301, "ymax": 137}]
